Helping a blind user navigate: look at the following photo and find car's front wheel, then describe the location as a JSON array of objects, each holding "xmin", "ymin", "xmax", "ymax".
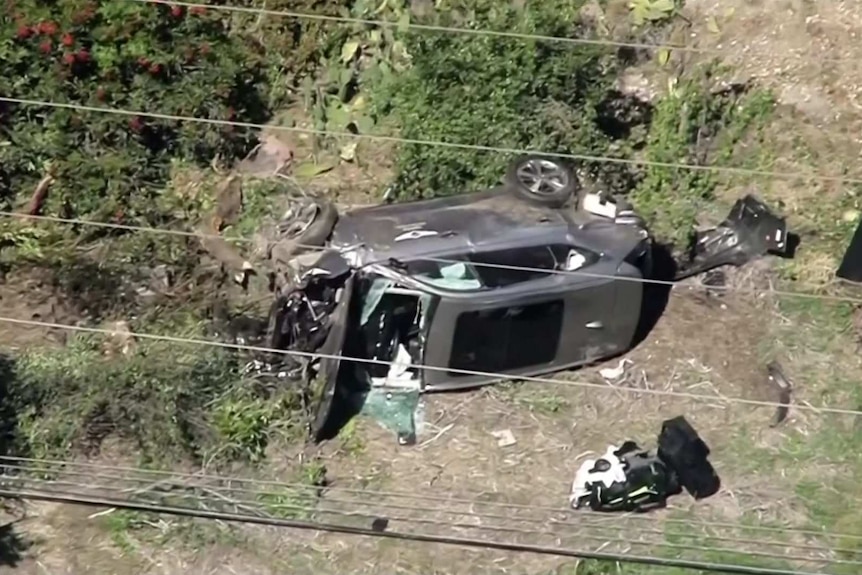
[{"xmin": 505, "ymin": 155, "xmax": 579, "ymax": 208}]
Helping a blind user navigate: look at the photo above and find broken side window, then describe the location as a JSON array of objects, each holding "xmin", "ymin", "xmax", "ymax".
[
  {"xmin": 448, "ymin": 299, "xmax": 564, "ymax": 376},
  {"xmin": 404, "ymin": 259, "xmax": 482, "ymax": 291},
  {"xmin": 467, "ymin": 246, "xmax": 556, "ymax": 287}
]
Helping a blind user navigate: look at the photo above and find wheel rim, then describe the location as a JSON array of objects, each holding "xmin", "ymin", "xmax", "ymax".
[
  {"xmin": 279, "ymin": 199, "xmax": 318, "ymax": 239},
  {"xmin": 515, "ymin": 159, "xmax": 570, "ymax": 196}
]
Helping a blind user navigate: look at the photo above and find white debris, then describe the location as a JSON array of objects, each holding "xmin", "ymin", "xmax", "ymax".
[
  {"xmin": 490, "ymin": 429, "xmax": 517, "ymax": 448},
  {"xmin": 599, "ymin": 358, "xmax": 633, "ymax": 382}
]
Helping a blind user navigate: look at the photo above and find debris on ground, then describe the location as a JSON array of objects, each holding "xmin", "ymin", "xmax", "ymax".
[
  {"xmin": 674, "ymin": 194, "xmax": 790, "ymax": 280},
  {"xmin": 360, "ymin": 388, "xmax": 423, "ymax": 446},
  {"xmin": 102, "ymin": 320, "xmax": 136, "ymax": 358},
  {"xmin": 569, "ymin": 416, "xmax": 719, "ymax": 512},
  {"xmin": 490, "ymin": 429, "xmax": 517, "ymax": 448},
  {"xmin": 599, "ymin": 358, "xmax": 633, "ymax": 383},
  {"xmin": 766, "ymin": 361, "xmax": 793, "ymax": 427},
  {"xmin": 371, "ymin": 517, "xmax": 389, "ymax": 532},
  {"xmin": 237, "ymin": 133, "xmax": 294, "ymax": 178},
  {"xmin": 701, "ymin": 269, "xmax": 726, "ymax": 298}
]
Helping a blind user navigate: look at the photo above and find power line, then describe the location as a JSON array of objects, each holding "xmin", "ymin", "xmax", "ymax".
[
  {"xmin": 3, "ymin": 96, "xmax": 862, "ymax": 186},
  {"xmin": 1, "ymin": 474, "xmax": 855, "ymax": 567},
  {"xmin": 134, "ymin": 0, "xmax": 858, "ymax": 67},
  {"xmin": 135, "ymin": 0, "xmax": 696, "ymax": 52},
  {"xmin": 0, "ymin": 487, "xmax": 832, "ymax": 575},
  {"xmin": 0, "ymin": 314, "xmax": 856, "ymax": 416},
  {"xmin": 4, "ymin": 210, "xmax": 860, "ymax": 305},
  {"xmin": 6, "ymin": 456, "xmax": 855, "ymax": 543},
  {"xmin": 6, "ymin": 456, "xmax": 853, "ymax": 543}
]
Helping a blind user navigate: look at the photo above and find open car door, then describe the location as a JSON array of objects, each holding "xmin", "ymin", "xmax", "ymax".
[{"xmin": 309, "ymin": 271, "xmax": 357, "ymax": 443}]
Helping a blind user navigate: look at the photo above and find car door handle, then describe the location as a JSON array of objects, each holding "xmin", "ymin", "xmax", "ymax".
[{"xmin": 586, "ymin": 321, "xmax": 604, "ymax": 329}]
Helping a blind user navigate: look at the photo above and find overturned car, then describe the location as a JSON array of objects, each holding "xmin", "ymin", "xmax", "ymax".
[{"xmin": 262, "ymin": 155, "xmax": 790, "ymax": 441}]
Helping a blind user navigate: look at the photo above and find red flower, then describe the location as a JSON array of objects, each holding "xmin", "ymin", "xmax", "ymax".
[
  {"xmin": 95, "ymin": 87, "xmax": 107, "ymax": 102},
  {"xmin": 128, "ymin": 117, "xmax": 144, "ymax": 132},
  {"xmin": 38, "ymin": 40, "xmax": 52, "ymax": 54},
  {"xmin": 170, "ymin": 5, "xmax": 183, "ymax": 18},
  {"xmin": 38, "ymin": 21, "xmax": 58, "ymax": 35},
  {"xmin": 148, "ymin": 63, "xmax": 162, "ymax": 75},
  {"xmin": 62, "ymin": 52, "xmax": 76, "ymax": 65},
  {"xmin": 76, "ymin": 49, "xmax": 90, "ymax": 63},
  {"xmin": 61, "ymin": 33, "xmax": 74, "ymax": 47},
  {"xmin": 198, "ymin": 43, "xmax": 210, "ymax": 56},
  {"xmin": 15, "ymin": 25, "xmax": 31, "ymax": 39},
  {"xmin": 190, "ymin": 6, "xmax": 206, "ymax": 15}
]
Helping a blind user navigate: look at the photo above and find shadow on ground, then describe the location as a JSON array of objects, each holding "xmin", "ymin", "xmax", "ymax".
[{"xmin": 0, "ymin": 521, "xmax": 30, "ymax": 567}]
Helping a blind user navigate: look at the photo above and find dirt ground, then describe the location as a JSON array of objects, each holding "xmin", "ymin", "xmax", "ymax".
[{"xmin": 4, "ymin": 1, "xmax": 862, "ymax": 574}]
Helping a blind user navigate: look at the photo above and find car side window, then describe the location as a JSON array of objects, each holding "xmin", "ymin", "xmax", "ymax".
[
  {"xmin": 467, "ymin": 246, "xmax": 555, "ymax": 288},
  {"xmin": 448, "ymin": 299, "xmax": 564, "ymax": 376},
  {"xmin": 468, "ymin": 245, "xmax": 600, "ymax": 287},
  {"xmin": 402, "ymin": 244, "xmax": 600, "ymax": 291}
]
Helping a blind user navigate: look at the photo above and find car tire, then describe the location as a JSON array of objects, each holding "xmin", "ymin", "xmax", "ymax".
[
  {"xmin": 504, "ymin": 155, "xmax": 578, "ymax": 208},
  {"xmin": 296, "ymin": 200, "xmax": 338, "ymax": 253},
  {"xmin": 270, "ymin": 199, "xmax": 338, "ymax": 265}
]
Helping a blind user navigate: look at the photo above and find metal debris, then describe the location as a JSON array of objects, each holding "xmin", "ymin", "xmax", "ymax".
[
  {"xmin": 491, "ymin": 429, "xmax": 517, "ymax": 448},
  {"xmin": 766, "ymin": 361, "xmax": 793, "ymax": 427}
]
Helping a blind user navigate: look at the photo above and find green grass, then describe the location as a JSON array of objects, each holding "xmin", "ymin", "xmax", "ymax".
[{"xmin": 630, "ymin": 67, "xmax": 776, "ymax": 244}]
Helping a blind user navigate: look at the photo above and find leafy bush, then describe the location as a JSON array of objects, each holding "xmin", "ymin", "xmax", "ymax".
[
  {"xmin": 368, "ymin": 0, "xmax": 620, "ymax": 200},
  {"xmin": 4, "ymin": 329, "xmax": 302, "ymax": 465},
  {"xmin": 368, "ymin": 2, "xmax": 775, "ymax": 245},
  {"xmin": 630, "ymin": 74, "xmax": 775, "ymax": 243},
  {"xmin": 0, "ymin": 0, "xmax": 270, "ymax": 224}
]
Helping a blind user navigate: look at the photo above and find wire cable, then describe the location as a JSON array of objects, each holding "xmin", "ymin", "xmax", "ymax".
[
  {"xmin": 0, "ymin": 486, "xmax": 834, "ymax": 575},
  {"xmin": 2, "ymin": 473, "xmax": 855, "ymax": 567},
  {"xmin": 3, "ymin": 96, "xmax": 862, "ymax": 186},
  {"xmin": 0, "ymin": 314, "xmax": 857, "ymax": 416},
  {"xmin": 5, "ymin": 456, "xmax": 855, "ymax": 543},
  {"xmin": 4, "ymin": 460, "xmax": 858, "ymax": 557},
  {"xmin": 4, "ymin": 210, "xmax": 861, "ymax": 305},
  {"xmin": 134, "ymin": 0, "xmax": 859, "ymax": 67}
]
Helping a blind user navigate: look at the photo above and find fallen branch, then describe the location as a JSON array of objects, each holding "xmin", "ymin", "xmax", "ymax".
[{"xmin": 25, "ymin": 173, "xmax": 54, "ymax": 216}]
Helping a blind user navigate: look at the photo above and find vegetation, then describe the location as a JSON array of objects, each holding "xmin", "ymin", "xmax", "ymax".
[
  {"xmin": 2, "ymin": 0, "xmax": 857, "ymax": 572},
  {"xmin": 1, "ymin": 1, "xmax": 266, "ymax": 223},
  {"xmin": 0, "ymin": 0, "xmax": 782, "ymax": 480},
  {"xmin": 3, "ymin": 324, "xmax": 306, "ymax": 466}
]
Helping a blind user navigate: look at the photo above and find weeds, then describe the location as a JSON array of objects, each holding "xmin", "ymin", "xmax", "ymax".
[
  {"xmin": 630, "ymin": 68, "xmax": 775, "ymax": 244},
  {"xmin": 5, "ymin": 318, "xmax": 304, "ymax": 466}
]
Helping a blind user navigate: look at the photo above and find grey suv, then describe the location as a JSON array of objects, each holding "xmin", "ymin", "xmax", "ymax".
[{"xmin": 262, "ymin": 155, "xmax": 790, "ymax": 440}]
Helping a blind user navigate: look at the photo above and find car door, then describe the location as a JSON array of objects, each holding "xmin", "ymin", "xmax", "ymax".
[
  {"xmin": 310, "ymin": 272, "xmax": 357, "ymax": 443},
  {"xmin": 558, "ymin": 276, "xmax": 626, "ymax": 366}
]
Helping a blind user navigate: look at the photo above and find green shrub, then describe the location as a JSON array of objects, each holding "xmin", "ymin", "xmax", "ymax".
[
  {"xmin": 369, "ymin": 0, "xmax": 620, "ymax": 200},
  {"xmin": 0, "ymin": 0, "xmax": 270, "ymax": 224},
  {"xmin": 6, "ymin": 334, "xmax": 240, "ymax": 463},
  {"xmin": 630, "ymin": 72, "xmax": 775, "ymax": 243}
]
